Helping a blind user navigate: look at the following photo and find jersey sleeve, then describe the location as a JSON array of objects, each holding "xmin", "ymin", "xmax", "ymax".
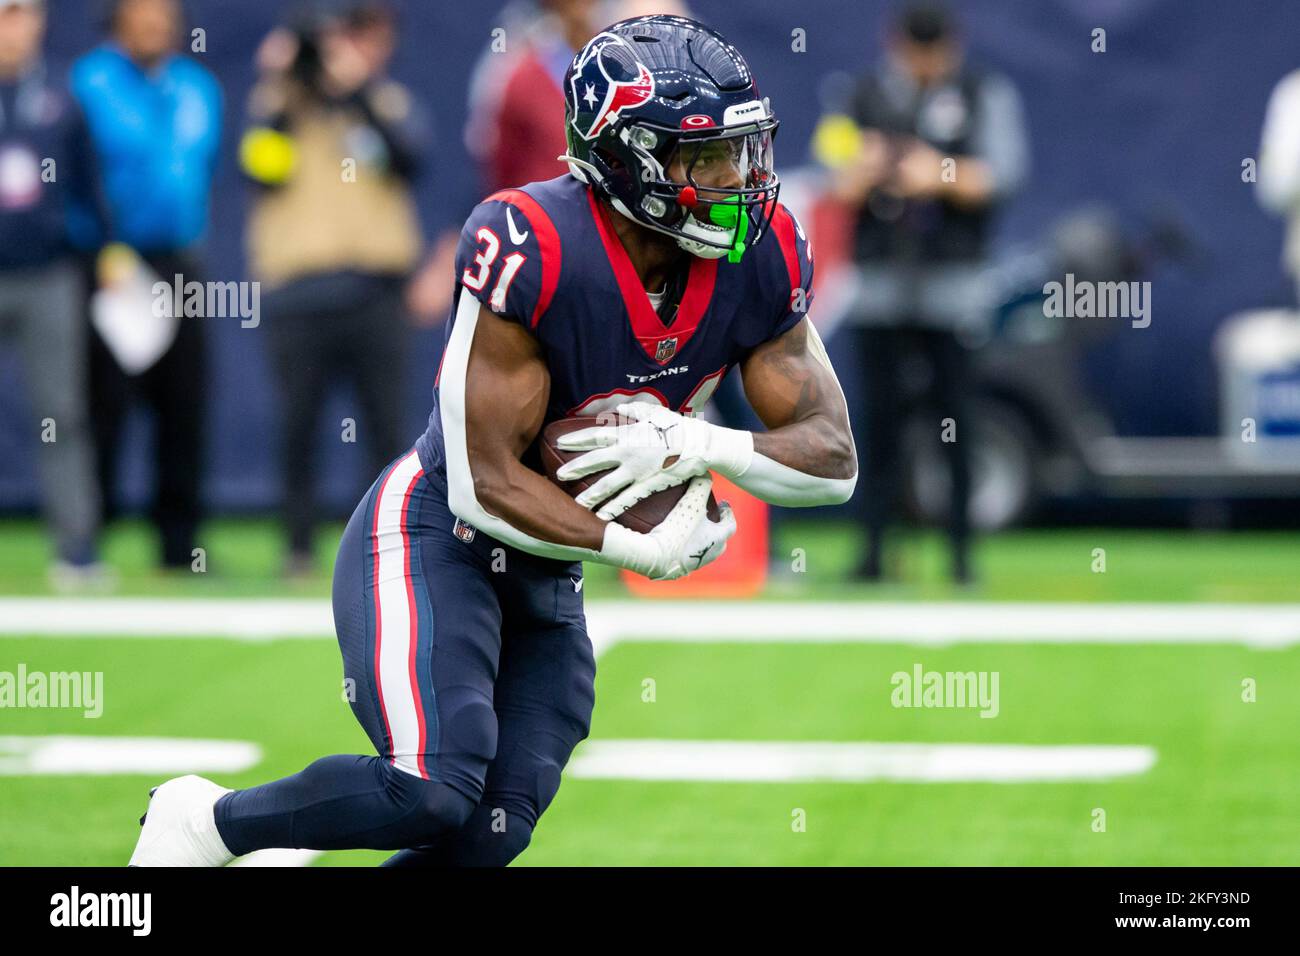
[
  {"xmin": 454, "ymin": 189, "xmax": 561, "ymax": 331},
  {"xmin": 764, "ymin": 203, "xmax": 816, "ymax": 342}
]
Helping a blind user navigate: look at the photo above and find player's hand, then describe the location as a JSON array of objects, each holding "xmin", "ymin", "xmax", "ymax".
[
  {"xmin": 600, "ymin": 476, "xmax": 737, "ymax": 580},
  {"xmin": 556, "ymin": 403, "xmax": 704, "ymax": 514},
  {"xmin": 556, "ymin": 402, "xmax": 751, "ymax": 519},
  {"xmin": 671, "ymin": 493, "xmax": 736, "ymax": 579}
]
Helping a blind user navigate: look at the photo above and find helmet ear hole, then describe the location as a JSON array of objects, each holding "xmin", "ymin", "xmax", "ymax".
[{"xmin": 594, "ymin": 146, "xmax": 625, "ymax": 172}]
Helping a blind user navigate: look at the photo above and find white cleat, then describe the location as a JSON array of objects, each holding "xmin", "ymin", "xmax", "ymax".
[{"xmin": 129, "ymin": 775, "xmax": 235, "ymax": 867}]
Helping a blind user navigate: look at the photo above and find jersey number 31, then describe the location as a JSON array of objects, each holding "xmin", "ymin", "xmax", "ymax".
[{"xmin": 461, "ymin": 226, "xmax": 527, "ymax": 313}]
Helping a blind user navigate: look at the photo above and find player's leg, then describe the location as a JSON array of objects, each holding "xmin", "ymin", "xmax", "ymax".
[
  {"xmin": 383, "ymin": 562, "xmax": 595, "ymax": 867},
  {"xmin": 211, "ymin": 453, "xmax": 504, "ymax": 853},
  {"xmin": 132, "ymin": 454, "xmax": 501, "ymax": 864}
]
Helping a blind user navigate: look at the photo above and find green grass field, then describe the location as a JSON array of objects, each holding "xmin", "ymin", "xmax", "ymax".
[
  {"xmin": 3, "ymin": 516, "xmax": 1300, "ymax": 602},
  {"xmin": 1, "ymin": 520, "xmax": 1298, "ymax": 866}
]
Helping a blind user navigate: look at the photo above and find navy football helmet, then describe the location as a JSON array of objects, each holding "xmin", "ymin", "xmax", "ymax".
[{"xmin": 561, "ymin": 15, "xmax": 780, "ymax": 262}]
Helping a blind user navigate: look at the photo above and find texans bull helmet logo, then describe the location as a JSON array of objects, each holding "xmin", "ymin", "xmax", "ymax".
[{"xmin": 569, "ymin": 32, "xmax": 655, "ymax": 141}]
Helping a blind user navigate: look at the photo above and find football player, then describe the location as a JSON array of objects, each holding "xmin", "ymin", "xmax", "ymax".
[{"xmin": 130, "ymin": 14, "xmax": 856, "ymax": 867}]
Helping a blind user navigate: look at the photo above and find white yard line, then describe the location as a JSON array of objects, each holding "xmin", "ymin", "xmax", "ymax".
[
  {"xmin": 0, "ymin": 732, "xmax": 319, "ymax": 866},
  {"xmin": 585, "ymin": 602, "xmax": 1300, "ymax": 650},
  {"xmin": 0, "ymin": 598, "xmax": 334, "ymax": 639},
  {"xmin": 232, "ymin": 848, "xmax": 324, "ymax": 867},
  {"xmin": 570, "ymin": 740, "xmax": 1157, "ymax": 783},
  {"xmin": 0, "ymin": 735, "xmax": 261, "ymax": 776},
  {"xmin": 2, "ymin": 598, "xmax": 1298, "ymax": 648}
]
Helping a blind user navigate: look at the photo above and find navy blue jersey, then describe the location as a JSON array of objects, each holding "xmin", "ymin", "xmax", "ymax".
[{"xmin": 417, "ymin": 175, "xmax": 813, "ymax": 476}]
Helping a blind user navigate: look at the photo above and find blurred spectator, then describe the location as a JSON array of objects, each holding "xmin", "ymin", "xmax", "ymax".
[
  {"xmin": 0, "ymin": 0, "xmax": 106, "ymax": 588},
  {"xmin": 405, "ymin": 0, "xmax": 600, "ymax": 328},
  {"xmin": 1258, "ymin": 67, "xmax": 1300, "ymax": 303},
  {"xmin": 71, "ymin": 0, "xmax": 222, "ymax": 570},
  {"xmin": 826, "ymin": 1, "xmax": 1027, "ymax": 584},
  {"xmin": 240, "ymin": 0, "xmax": 429, "ymax": 575},
  {"xmin": 467, "ymin": 0, "xmax": 597, "ymax": 196}
]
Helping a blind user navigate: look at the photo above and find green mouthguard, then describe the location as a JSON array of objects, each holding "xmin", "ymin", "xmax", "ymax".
[{"xmin": 707, "ymin": 196, "xmax": 749, "ymax": 263}]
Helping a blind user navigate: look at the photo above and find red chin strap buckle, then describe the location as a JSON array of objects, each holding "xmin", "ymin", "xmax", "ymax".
[{"xmin": 677, "ymin": 186, "xmax": 698, "ymax": 209}]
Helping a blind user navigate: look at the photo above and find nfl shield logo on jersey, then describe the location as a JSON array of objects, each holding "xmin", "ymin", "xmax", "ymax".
[
  {"xmin": 452, "ymin": 518, "xmax": 476, "ymax": 544},
  {"xmin": 655, "ymin": 337, "xmax": 679, "ymax": 363}
]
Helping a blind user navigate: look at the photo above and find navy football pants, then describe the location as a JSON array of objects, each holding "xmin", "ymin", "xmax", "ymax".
[{"xmin": 214, "ymin": 450, "xmax": 596, "ymax": 865}]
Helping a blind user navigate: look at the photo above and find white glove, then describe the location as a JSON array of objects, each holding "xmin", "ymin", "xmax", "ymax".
[
  {"xmin": 556, "ymin": 402, "xmax": 753, "ymax": 519},
  {"xmin": 599, "ymin": 475, "xmax": 737, "ymax": 580}
]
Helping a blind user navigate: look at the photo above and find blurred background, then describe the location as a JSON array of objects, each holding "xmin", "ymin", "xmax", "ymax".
[
  {"xmin": 1, "ymin": 0, "xmax": 1298, "ymax": 581},
  {"xmin": 1, "ymin": 0, "xmax": 1298, "ymax": 866}
]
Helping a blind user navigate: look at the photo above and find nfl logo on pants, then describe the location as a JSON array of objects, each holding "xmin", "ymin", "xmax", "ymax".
[
  {"xmin": 655, "ymin": 337, "xmax": 678, "ymax": 362},
  {"xmin": 452, "ymin": 518, "xmax": 476, "ymax": 543}
]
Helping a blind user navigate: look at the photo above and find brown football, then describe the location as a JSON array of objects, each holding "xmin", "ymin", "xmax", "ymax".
[{"xmin": 539, "ymin": 416, "xmax": 719, "ymax": 533}]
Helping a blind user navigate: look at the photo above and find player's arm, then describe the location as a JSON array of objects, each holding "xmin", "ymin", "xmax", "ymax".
[
  {"xmin": 440, "ymin": 294, "xmax": 735, "ymax": 580},
  {"xmin": 557, "ymin": 317, "xmax": 856, "ymax": 514},
  {"xmin": 737, "ymin": 317, "xmax": 858, "ymax": 499},
  {"xmin": 460, "ymin": 303, "xmax": 605, "ymax": 551}
]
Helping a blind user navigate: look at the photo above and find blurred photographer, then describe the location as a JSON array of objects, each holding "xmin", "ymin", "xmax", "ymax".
[
  {"xmin": 828, "ymin": 2, "xmax": 1028, "ymax": 583},
  {"xmin": 240, "ymin": 0, "xmax": 430, "ymax": 576}
]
